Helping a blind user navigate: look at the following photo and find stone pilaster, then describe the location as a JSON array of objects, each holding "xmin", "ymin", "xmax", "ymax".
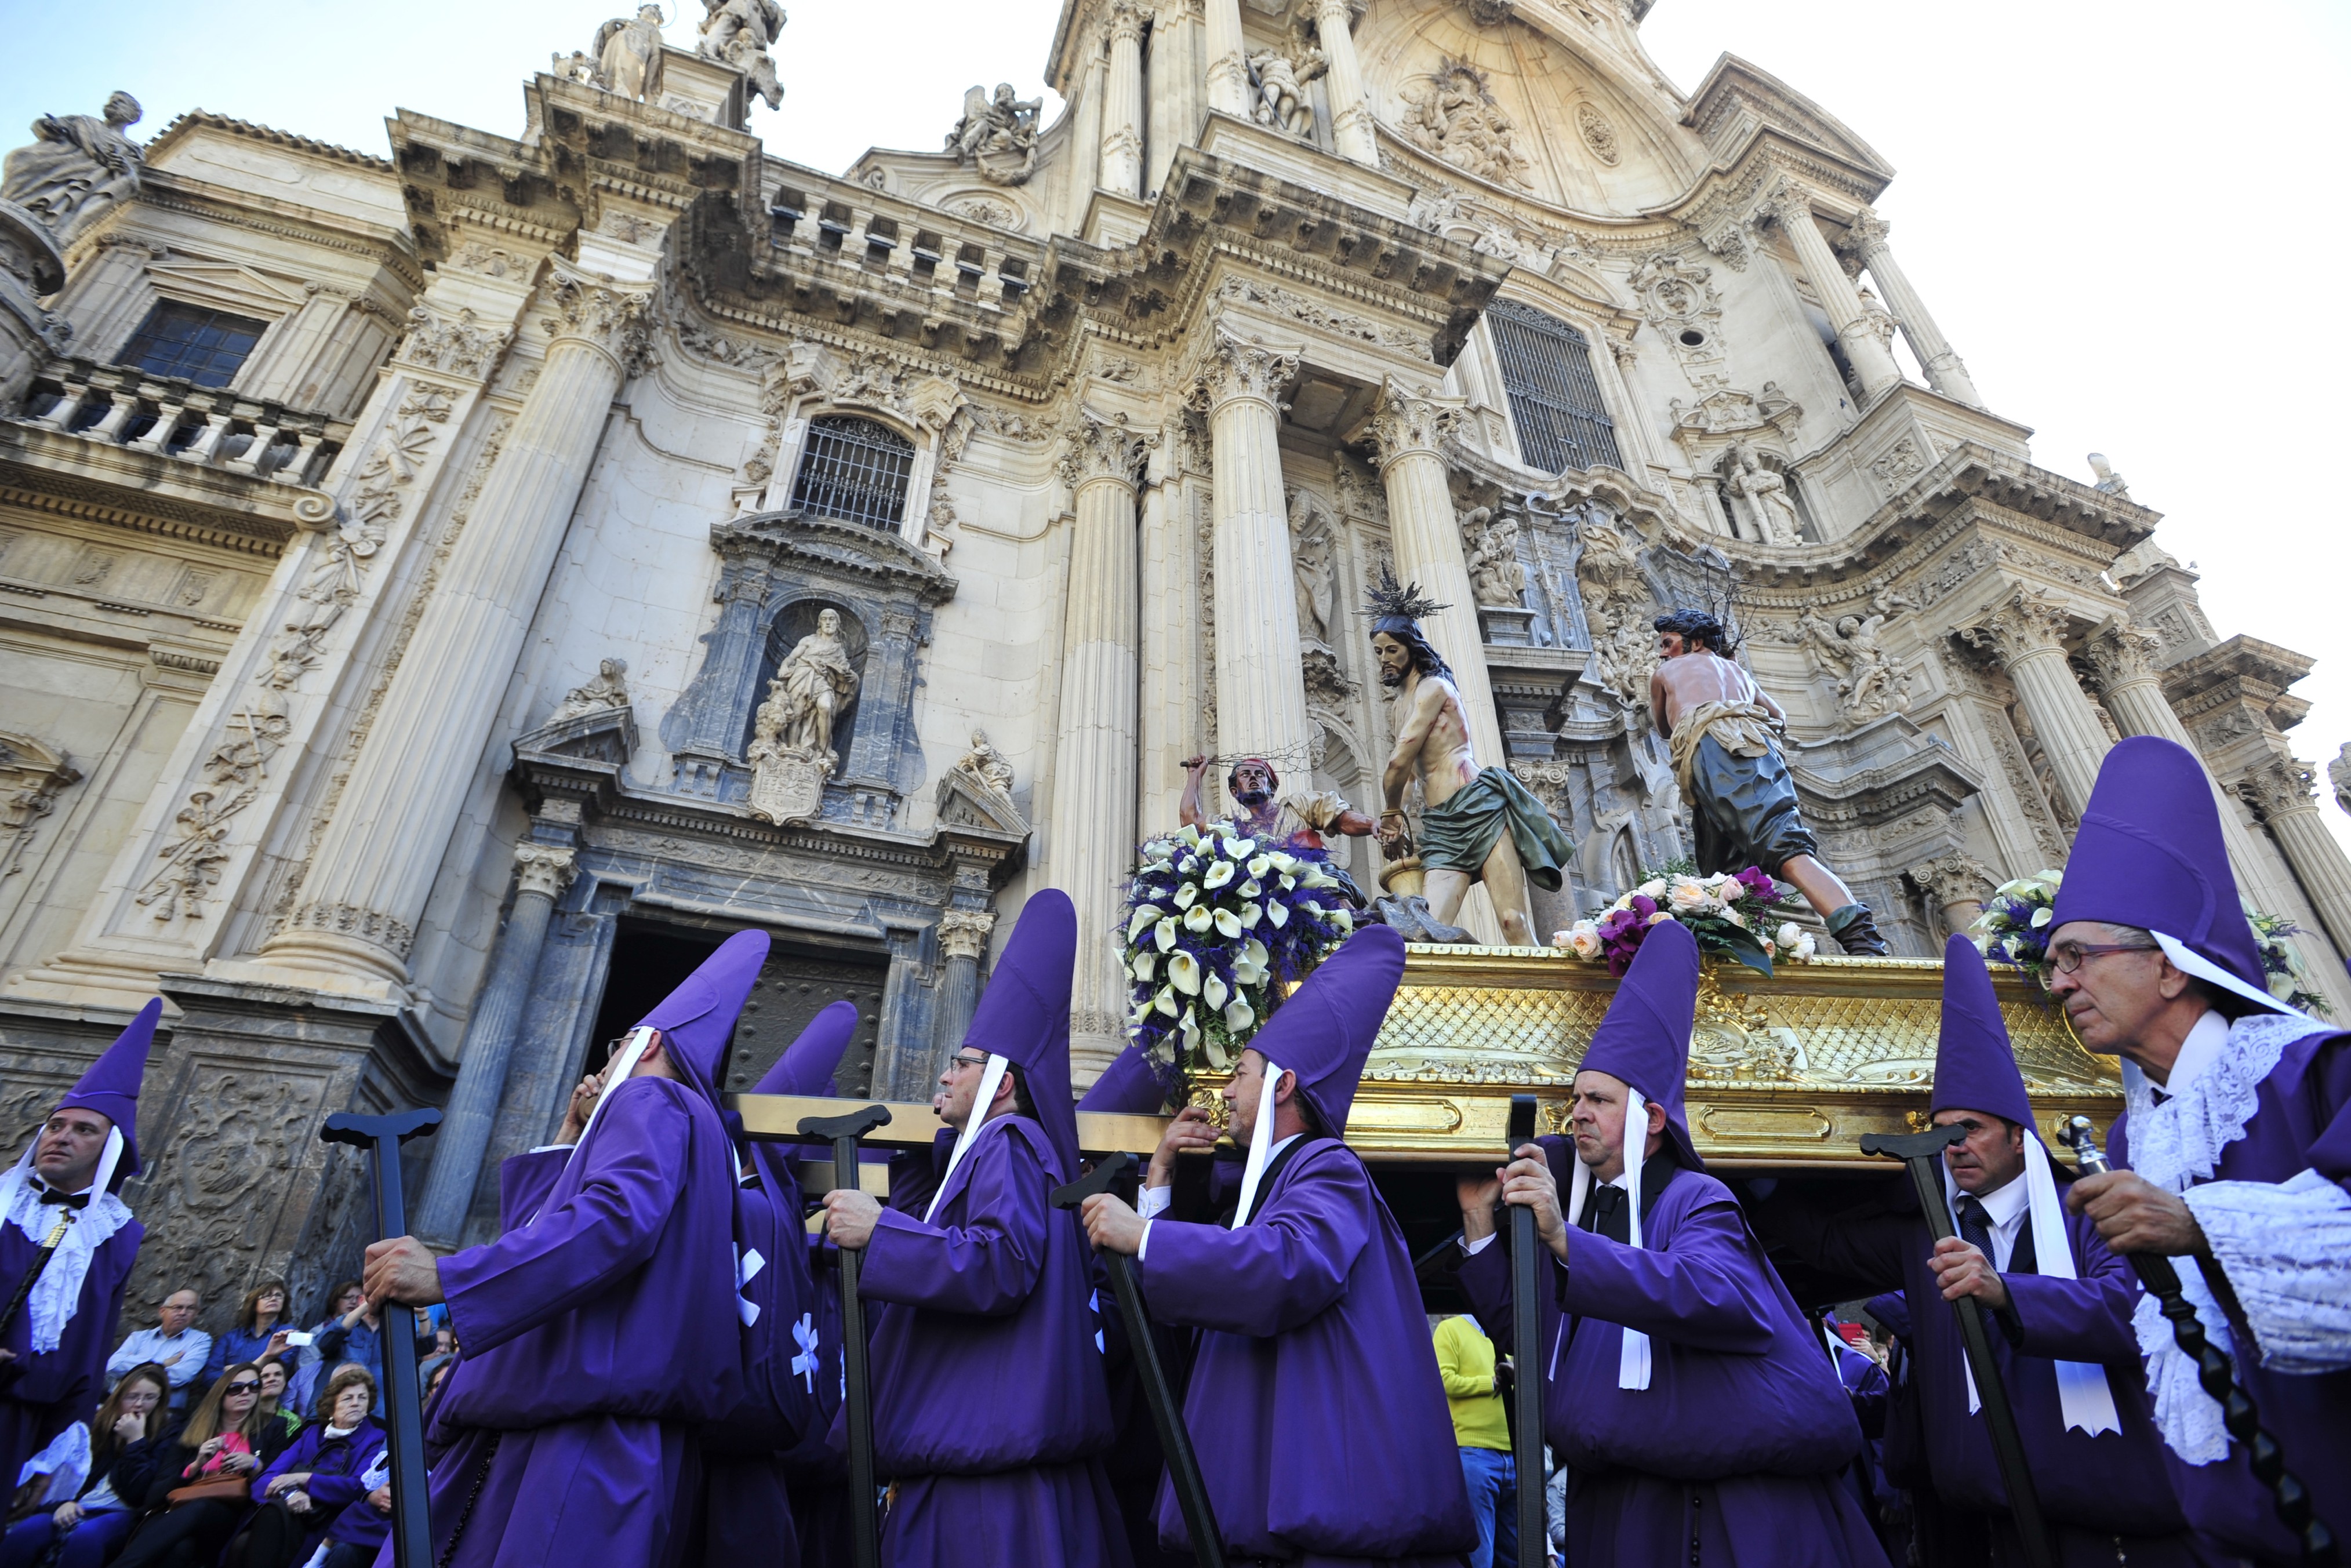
[
  {"xmin": 1846, "ymin": 207, "xmax": 1981, "ymax": 408},
  {"xmin": 1313, "ymin": 0, "xmax": 1378, "ymax": 166},
  {"xmin": 931, "ymin": 908, "xmax": 995, "ymax": 1069},
  {"xmin": 1051, "ymin": 411, "xmax": 1147, "ymax": 1076},
  {"xmin": 260, "ymin": 255, "xmax": 656, "ymax": 988},
  {"xmin": 2236, "ymin": 758, "xmax": 2351, "ymax": 973},
  {"xmin": 410, "ymin": 841, "xmax": 576, "ymax": 1243},
  {"xmin": 1192, "ymin": 330, "xmax": 1314, "ymax": 772},
  {"xmin": 1100, "ymin": 0, "xmax": 1146, "ymax": 197},
  {"xmin": 1763, "ymin": 179, "xmax": 1903, "ymax": 403},
  {"xmin": 1202, "ymin": 0, "xmax": 1251, "ymax": 118},
  {"xmin": 1958, "ymin": 590, "xmax": 2108, "ymax": 820}
]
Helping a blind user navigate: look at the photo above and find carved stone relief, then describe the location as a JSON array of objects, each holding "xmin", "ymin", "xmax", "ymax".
[
  {"xmin": 1397, "ymin": 59, "xmax": 1532, "ymax": 190},
  {"xmin": 0, "ymin": 732, "xmax": 80, "ymax": 882},
  {"xmin": 1575, "ymin": 102, "xmax": 1620, "ymax": 166},
  {"xmin": 946, "ymin": 84, "xmax": 1043, "ymax": 186},
  {"xmin": 1629, "ymin": 251, "xmax": 1725, "ymax": 387}
]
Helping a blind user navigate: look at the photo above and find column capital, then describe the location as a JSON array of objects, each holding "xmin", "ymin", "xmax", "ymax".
[
  {"xmin": 542, "ymin": 254, "xmax": 657, "ymax": 375},
  {"xmin": 512, "ymin": 841, "xmax": 579, "ymax": 901},
  {"xmin": 1106, "ymin": 0, "xmax": 1146, "ymax": 45},
  {"xmin": 392, "ymin": 304, "xmax": 515, "ymax": 384},
  {"xmin": 2081, "ymin": 619, "xmax": 2165, "ymax": 693},
  {"xmin": 937, "ymin": 907, "xmax": 997, "ymax": 962},
  {"xmin": 1758, "ymin": 174, "xmax": 1816, "ymax": 230},
  {"xmin": 1366, "ymin": 378, "xmax": 1465, "ymax": 467},
  {"xmin": 1059, "ymin": 408, "xmax": 1148, "ymax": 490},
  {"xmin": 2235, "ymin": 754, "xmax": 2320, "ymax": 823},
  {"xmin": 1958, "ymin": 588, "xmax": 2073, "ymax": 666},
  {"xmin": 1846, "ymin": 204, "xmax": 1892, "ymax": 259},
  {"xmin": 1190, "ymin": 328, "xmax": 1300, "ymax": 413},
  {"xmin": 1906, "ymin": 852, "xmax": 1995, "ymax": 908}
]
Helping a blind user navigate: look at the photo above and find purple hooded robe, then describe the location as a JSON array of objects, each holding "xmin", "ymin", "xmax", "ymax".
[{"xmin": 1134, "ymin": 926, "xmax": 1476, "ymax": 1566}]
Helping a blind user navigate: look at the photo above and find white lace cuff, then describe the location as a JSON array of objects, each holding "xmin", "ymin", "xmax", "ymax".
[{"xmin": 2184, "ymin": 1169, "xmax": 2351, "ymax": 1375}]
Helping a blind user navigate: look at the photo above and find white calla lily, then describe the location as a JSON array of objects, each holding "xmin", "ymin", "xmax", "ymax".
[
  {"xmin": 1203, "ymin": 860, "xmax": 1236, "ymax": 889},
  {"xmin": 1204, "ymin": 973, "xmax": 1229, "ymax": 1010},
  {"xmin": 1238, "ymin": 878, "xmax": 1262, "ymax": 898},
  {"xmin": 1129, "ymin": 905, "xmax": 1161, "ymax": 941},
  {"xmin": 1154, "ymin": 986, "xmax": 1179, "ymax": 1018},
  {"xmin": 1174, "ymin": 883, "xmax": 1198, "ymax": 909},
  {"xmin": 1155, "ymin": 918, "xmax": 1179, "ymax": 952},
  {"xmin": 1131, "ymin": 952, "xmax": 1155, "ymax": 982},
  {"xmin": 1233, "ymin": 940, "xmax": 1270, "ymax": 985},
  {"xmin": 1214, "ymin": 908, "xmax": 1242, "ymax": 938},
  {"xmin": 1248, "ymin": 854, "xmax": 1274, "ymax": 878},
  {"xmin": 1183, "ymin": 905, "xmax": 1213, "ymax": 933},
  {"xmin": 1267, "ymin": 901, "xmax": 1290, "ymax": 928},
  {"xmin": 1239, "ymin": 902, "xmax": 1263, "ymax": 929},
  {"xmin": 1224, "ymin": 998, "xmax": 1255, "ymax": 1034},
  {"xmin": 1169, "ymin": 951, "xmax": 1202, "ymax": 995}
]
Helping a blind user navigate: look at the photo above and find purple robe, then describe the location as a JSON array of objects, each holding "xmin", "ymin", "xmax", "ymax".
[
  {"xmin": 1136, "ymin": 1137, "xmax": 1474, "ymax": 1566},
  {"xmin": 1457, "ymin": 1137, "xmax": 1883, "ymax": 1568},
  {"xmin": 383, "ymin": 1077, "xmax": 743, "ymax": 1568},
  {"xmin": 853, "ymin": 1115, "xmax": 1126, "ymax": 1566},
  {"xmin": 1759, "ymin": 1185, "xmax": 2192, "ymax": 1566},
  {"xmin": 0, "ymin": 1216, "xmax": 142, "ymax": 1497},
  {"xmin": 2112, "ymin": 1028, "xmax": 2351, "ymax": 1562}
]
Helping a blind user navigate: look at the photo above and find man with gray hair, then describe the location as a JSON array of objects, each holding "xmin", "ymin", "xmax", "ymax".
[{"xmin": 105, "ymin": 1289, "xmax": 208, "ymax": 1409}]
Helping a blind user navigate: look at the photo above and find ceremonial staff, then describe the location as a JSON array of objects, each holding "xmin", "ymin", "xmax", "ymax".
[
  {"xmin": 1505, "ymin": 1095, "xmax": 1545, "ymax": 1568},
  {"xmin": 1862, "ymin": 1123, "xmax": 2055, "ymax": 1568},
  {"xmin": 801, "ymin": 1104, "xmax": 891, "ymax": 1568},
  {"xmin": 320, "ymin": 1109, "xmax": 441, "ymax": 1568},
  {"xmin": 2061, "ymin": 1117, "xmax": 2336, "ymax": 1565},
  {"xmin": 1052, "ymin": 1151, "xmax": 1226, "ymax": 1568}
]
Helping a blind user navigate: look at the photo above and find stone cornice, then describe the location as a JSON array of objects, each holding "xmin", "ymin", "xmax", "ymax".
[
  {"xmin": 712, "ymin": 509, "xmax": 960, "ymax": 606},
  {"xmin": 1679, "ymin": 56, "xmax": 1896, "ymax": 183},
  {"xmin": 0, "ymin": 428, "xmax": 311, "ymax": 555},
  {"xmin": 2158, "ymin": 635, "xmax": 2314, "ymax": 732},
  {"xmin": 109, "ymin": 178, "xmax": 426, "ymax": 293},
  {"xmin": 147, "ymin": 111, "xmax": 395, "ymax": 172}
]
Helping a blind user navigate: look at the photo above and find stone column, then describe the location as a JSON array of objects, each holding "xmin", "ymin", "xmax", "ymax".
[
  {"xmin": 1193, "ymin": 330, "xmax": 1314, "ymax": 770},
  {"xmin": 1763, "ymin": 179, "xmax": 1903, "ymax": 403},
  {"xmin": 1051, "ymin": 412, "xmax": 1147, "ymax": 1077},
  {"xmin": 1846, "ymin": 208, "xmax": 1981, "ymax": 408},
  {"xmin": 930, "ymin": 908, "xmax": 995, "ymax": 1072},
  {"xmin": 261, "ymin": 256, "xmax": 655, "ymax": 987},
  {"xmin": 411, "ymin": 842, "xmax": 576, "ymax": 1243},
  {"xmin": 1907, "ymin": 853, "xmax": 1994, "ymax": 938},
  {"xmin": 1313, "ymin": 0, "xmax": 1378, "ymax": 166},
  {"xmin": 1100, "ymin": 0, "xmax": 1146, "ymax": 197},
  {"xmin": 1202, "ymin": 0, "xmax": 1251, "ymax": 118},
  {"xmin": 2237, "ymin": 758, "xmax": 2351, "ymax": 969},
  {"xmin": 1958, "ymin": 589, "xmax": 2110, "ymax": 821}
]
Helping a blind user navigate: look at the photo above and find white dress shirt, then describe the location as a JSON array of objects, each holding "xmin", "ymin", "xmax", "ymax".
[
  {"xmin": 1460, "ymin": 1163, "xmax": 1636, "ymax": 1257},
  {"xmin": 1960, "ymin": 1165, "xmax": 2031, "ymax": 1271},
  {"xmin": 1135, "ymin": 1133, "xmax": 1302, "ymax": 1261}
]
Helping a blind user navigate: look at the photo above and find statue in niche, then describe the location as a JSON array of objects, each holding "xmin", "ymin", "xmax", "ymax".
[
  {"xmin": 747, "ymin": 609, "xmax": 859, "ymax": 825},
  {"xmin": 1462, "ymin": 507, "xmax": 1527, "ymax": 609},
  {"xmin": 1725, "ymin": 443, "xmax": 1802, "ymax": 547},
  {"xmin": 2, "ymin": 92, "xmax": 143, "ymax": 244},
  {"xmin": 1288, "ymin": 489, "xmax": 1336, "ymax": 643},
  {"xmin": 1248, "ymin": 48, "xmax": 1325, "ymax": 139},
  {"xmin": 696, "ymin": 0, "xmax": 786, "ymax": 110},
  {"xmin": 547, "ymin": 657, "xmax": 632, "ymax": 725},
  {"xmin": 946, "ymin": 84, "xmax": 1042, "ymax": 187}
]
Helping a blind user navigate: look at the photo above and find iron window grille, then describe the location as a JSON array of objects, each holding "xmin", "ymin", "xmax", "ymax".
[
  {"xmin": 1487, "ymin": 299, "xmax": 1624, "ymax": 476},
  {"xmin": 791, "ymin": 415, "xmax": 916, "ymax": 529},
  {"xmin": 121, "ymin": 301, "xmax": 270, "ymax": 389}
]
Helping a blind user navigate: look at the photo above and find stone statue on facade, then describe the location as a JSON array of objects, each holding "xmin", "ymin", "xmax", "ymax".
[
  {"xmin": 1726, "ymin": 443, "xmax": 1801, "ymax": 547},
  {"xmin": 955, "ymin": 726, "xmax": 1015, "ymax": 798},
  {"xmin": 747, "ymin": 608, "xmax": 858, "ymax": 825},
  {"xmin": 1793, "ymin": 603, "xmax": 1909, "ymax": 725},
  {"xmin": 1248, "ymin": 49, "xmax": 1325, "ymax": 140},
  {"xmin": 946, "ymin": 84, "xmax": 1042, "ymax": 186},
  {"xmin": 1574, "ymin": 513, "xmax": 1658, "ymax": 709},
  {"xmin": 584, "ymin": 6, "xmax": 668, "ymax": 101},
  {"xmin": 1288, "ymin": 489, "xmax": 1335, "ymax": 643},
  {"xmin": 2, "ymin": 93, "xmax": 143, "ymax": 245},
  {"xmin": 1399, "ymin": 59, "xmax": 1531, "ymax": 189},
  {"xmin": 1462, "ymin": 507, "xmax": 1527, "ymax": 608},
  {"xmin": 547, "ymin": 657, "xmax": 632, "ymax": 725},
  {"xmin": 2088, "ymin": 452, "xmax": 2131, "ymax": 498},
  {"xmin": 696, "ymin": 0, "xmax": 786, "ymax": 110},
  {"xmin": 2330, "ymin": 743, "xmax": 2351, "ymax": 819}
]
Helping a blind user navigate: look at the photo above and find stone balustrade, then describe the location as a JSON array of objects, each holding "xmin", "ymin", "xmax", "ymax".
[{"xmin": 16, "ymin": 356, "xmax": 346, "ymax": 485}]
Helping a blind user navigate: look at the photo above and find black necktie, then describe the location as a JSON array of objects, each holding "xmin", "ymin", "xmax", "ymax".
[
  {"xmin": 1957, "ymin": 1195, "xmax": 1995, "ymax": 1261},
  {"xmin": 35, "ymin": 1189, "xmax": 89, "ymax": 1212},
  {"xmin": 1583, "ymin": 1185, "xmax": 1629, "ymax": 1244}
]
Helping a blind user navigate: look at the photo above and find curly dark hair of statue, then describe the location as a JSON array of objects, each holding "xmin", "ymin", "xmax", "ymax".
[
  {"xmin": 1360, "ymin": 565, "xmax": 1455, "ymax": 683},
  {"xmin": 1368, "ymin": 617, "xmax": 1455, "ymax": 683},
  {"xmin": 1652, "ymin": 607, "xmax": 1731, "ymax": 655}
]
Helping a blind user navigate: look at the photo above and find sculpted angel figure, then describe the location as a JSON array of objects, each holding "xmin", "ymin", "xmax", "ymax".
[
  {"xmin": 947, "ymin": 83, "xmax": 1042, "ymax": 176},
  {"xmin": 1463, "ymin": 509, "xmax": 1527, "ymax": 609},
  {"xmin": 2, "ymin": 92, "xmax": 143, "ymax": 243}
]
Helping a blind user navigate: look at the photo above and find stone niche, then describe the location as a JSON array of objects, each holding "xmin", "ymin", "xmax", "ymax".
[{"xmin": 663, "ymin": 509, "xmax": 957, "ymax": 828}]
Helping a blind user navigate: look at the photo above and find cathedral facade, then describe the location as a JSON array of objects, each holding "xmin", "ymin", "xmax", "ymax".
[{"xmin": 3, "ymin": 0, "xmax": 2348, "ymax": 1319}]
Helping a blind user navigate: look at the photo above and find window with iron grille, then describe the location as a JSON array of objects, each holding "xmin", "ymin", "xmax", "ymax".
[
  {"xmin": 791, "ymin": 415, "xmax": 917, "ymax": 529},
  {"xmin": 1487, "ymin": 299, "xmax": 1623, "ymax": 475},
  {"xmin": 121, "ymin": 301, "xmax": 270, "ymax": 389}
]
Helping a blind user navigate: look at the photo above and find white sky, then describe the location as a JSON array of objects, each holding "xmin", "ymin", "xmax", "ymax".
[{"xmin": 11, "ymin": 0, "xmax": 2351, "ymax": 860}]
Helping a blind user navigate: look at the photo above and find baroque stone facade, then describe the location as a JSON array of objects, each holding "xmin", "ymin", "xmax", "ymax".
[{"xmin": 3, "ymin": 2, "xmax": 2348, "ymax": 1328}]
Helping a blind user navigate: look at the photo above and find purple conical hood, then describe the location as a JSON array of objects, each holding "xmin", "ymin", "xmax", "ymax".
[
  {"xmin": 639, "ymin": 929, "xmax": 770, "ymax": 1106},
  {"xmin": 56, "ymin": 998, "xmax": 161, "ymax": 1186},
  {"xmin": 2047, "ymin": 737, "xmax": 2279, "ymax": 1012},
  {"xmin": 1578, "ymin": 919, "xmax": 1703, "ymax": 1171},
  {"xmin": 1932, "ymin": 934, "xmax": 2035, "ymax": 1128},
  {"xmin": 1078, "ymin": 1043, "xmax": 1172, "ymax": 1114},
  {"xmin": 968, "ymin": 890, "xmax": 1080, "ymax": 1178},
  {"xmin": 755, "ymin": 999, "xmax": 860, "ymax": 1097},
  {"xmin": 1246, "ymin": 925, "xmax": 1404, "ymax": 1137}
]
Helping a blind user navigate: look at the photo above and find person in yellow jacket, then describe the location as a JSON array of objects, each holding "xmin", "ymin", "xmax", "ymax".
[{"xmin": 1432, "ymin": 1314, "xmax": 1514, "ymax": 1568}]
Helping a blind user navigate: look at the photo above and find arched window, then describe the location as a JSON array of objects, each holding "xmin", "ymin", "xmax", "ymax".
[
  {"xmin": 791, "ymin": 415, "xmax": 915, "ymax": 529},
  {"xmin": 1487, "ymin": 300, "xmax": 1623, "ymax": 475}
]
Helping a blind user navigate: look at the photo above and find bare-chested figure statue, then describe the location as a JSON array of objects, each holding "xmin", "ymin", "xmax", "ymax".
[
  {"xmin": 1367, "ymin": 572, "xmax": 1574, "ymax": 946},
  {"xmin": 1648, "ymin": 607, "xmax": 1889, "ymax": 954}
]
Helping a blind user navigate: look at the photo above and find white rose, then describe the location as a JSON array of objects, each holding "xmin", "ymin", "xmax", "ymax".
[
  {"xmin": 1667, "ymin": 876, "xmax": 1710, "ymax": 912},
  {"xmin": 1638, "ymin": 878, "xmax": 1667, "ymax": 901},
  {"xmin": 1794, "ymin": 934, "xmax": 1818, "ymax": 961},
  {"xmin": 1776, "ymin": 922, "xmax": 1804, "ymax": 948}
]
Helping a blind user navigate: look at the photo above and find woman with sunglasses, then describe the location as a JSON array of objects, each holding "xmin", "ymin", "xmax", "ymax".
[
  {"xmin": 0, "ymin": 1363, "xmax": 173, "ymax": 1568},
  {"xmin": 112, "ymin": 1362, "xmax": 282, "ymax": 1568}
]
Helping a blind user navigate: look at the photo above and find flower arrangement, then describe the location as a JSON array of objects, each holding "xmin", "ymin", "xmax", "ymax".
[
  {"xmin": 1122, "ymin": 822, "xmax": 1356, "ymax": 1077},
  {"xmin": 1552, "ymin": 860, "xmax": 1807, "ymax": 977},
  {"xmin": 1968, "ymin": 869, "xmax": 2330, "ymax": 1016}
]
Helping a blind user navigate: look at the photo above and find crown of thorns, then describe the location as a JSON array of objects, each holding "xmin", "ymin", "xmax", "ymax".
[{"xmin": 1358, "ymin": 566, "xmax": 1449, "ymax": 624}]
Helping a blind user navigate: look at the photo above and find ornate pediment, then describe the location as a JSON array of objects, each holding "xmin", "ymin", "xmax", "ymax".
[
  {"xmin": 511, "ymin": 703, "xmax": 636, "ymax": 768},
  {"xmin": 935, "ymin": 763, "xmax": 1026, "ymax": 837},
  {"xmin": 714, "ymin": 511, "xmax": 958, "ymax": 606},
  {"xmin": 1682, "ymin": 56, "xmax": 1895, "ymax": 180},
  {"xmin": 1667, "ymin": 383, "xmax": 1804, "ymax": 456}
]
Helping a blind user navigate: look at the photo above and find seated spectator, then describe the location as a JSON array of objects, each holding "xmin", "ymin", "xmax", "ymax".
[
  {"xmin": 0, "ymin": 1363, "xmax": 173, "ymax": 1568},
  {"xmin": 285, "ymin": 1282, "xmax": 364, "ymax": 1418},
  {"xmin": 111, "ymin": 1362, "xmax": 279, "ymax": 1568},
  {"xmin": 310, "ymin": 1446, "xmax": 391, "ymax": 1568},
  {"xmin": 105, "ymin": 1290, "xmax": 210, "ymax": 1410},
  {"xmin": 201, "ymin": 1283, "xmax": 296, "ymax": 1388},
  {"xmin": 253, "ymin": 1361, "xmax": 300, "ymax": 1450},
  {"xmin": 231, "ymin": 1367, "xmax": 383, "ymax": 1568}
]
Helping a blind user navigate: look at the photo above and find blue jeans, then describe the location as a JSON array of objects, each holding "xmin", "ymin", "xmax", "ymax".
[
  {"xmin": 1459, "ymin": 1446, "xmax": 1516, "ymax": 1568},
  {"xmin": 2, "ymin": 1509, "xmax": 139, "ymax": 1568}
]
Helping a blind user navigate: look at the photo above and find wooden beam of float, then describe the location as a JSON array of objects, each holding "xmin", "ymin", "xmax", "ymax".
[{"xmin": 735, "ymin": 947, "xmax": 2124, "ymax": 1172}]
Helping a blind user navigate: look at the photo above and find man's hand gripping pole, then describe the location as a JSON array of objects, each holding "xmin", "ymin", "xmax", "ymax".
[{"xmin": 801, "ymin": 1104, "xmax": 891, "ymax": 1568}]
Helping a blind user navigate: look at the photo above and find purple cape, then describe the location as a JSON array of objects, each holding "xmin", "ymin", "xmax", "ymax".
[
  {"xmin": 0, "ymin": 1214, "xmax": 143, "ymax": 1496},
  {"xmin": 1137, "ymin": 1137, "xmax": 1475, "ymax": 1565}
]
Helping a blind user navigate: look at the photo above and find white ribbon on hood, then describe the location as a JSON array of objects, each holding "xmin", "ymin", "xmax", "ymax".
[
  {"xmin": 1554, "ymin": 1089, "xmax": 1652, "ymax": 1391},
  {"xmin": 0, "ymin": 1128, "xmax": 130, "ymax": 1355}
]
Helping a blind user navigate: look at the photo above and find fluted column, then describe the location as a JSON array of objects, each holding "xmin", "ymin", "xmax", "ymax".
[
  {"xmin": 1314, "ymin": 0, "xmax": 1378, "ymax": 165},
  {"xmin": 2236, "ymin": 759, "xmax": 2351, "ymax": 969},
  {"xmin": 1100, "ymin": 0, "xmax": 1146, "ymax": 197},
  {"xmin": 1763, "ymin": 179, "xmax": 1903, "ymax": 403},
  {"xmin": 930, "ymin": 908, "xmax": 996, "ymax": 1076},
  {"xmin": 1051, "ymin": 411, "xmax": 1147, "ymax": 1076},
  {"xmin": 1958, "ymin": 589, "xmax": 2109, "ymax": 820},
  {"xmin": 412, "ymin": 842, "xmax": 576, "ymax": 1243},
  {"xmin": 1847, "ymin": 208, "xmax": 1981, "ymax": 408},
  {"xmin": 1203, "ymin": 0, "xmax": 1251, "ymax": 118},
  {"xmin": 261, "ymin": 256, "xmax": 655, "ymax": 984},
  {"xmin": 1193, "ymin": 330, "xmax": 1314, "ymax": 770}
]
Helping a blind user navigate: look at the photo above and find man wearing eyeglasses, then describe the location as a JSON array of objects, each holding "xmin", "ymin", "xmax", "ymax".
[{"xmin": 2043, "ymin": 737, "xmax": 2351, "ymax": 1563}]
